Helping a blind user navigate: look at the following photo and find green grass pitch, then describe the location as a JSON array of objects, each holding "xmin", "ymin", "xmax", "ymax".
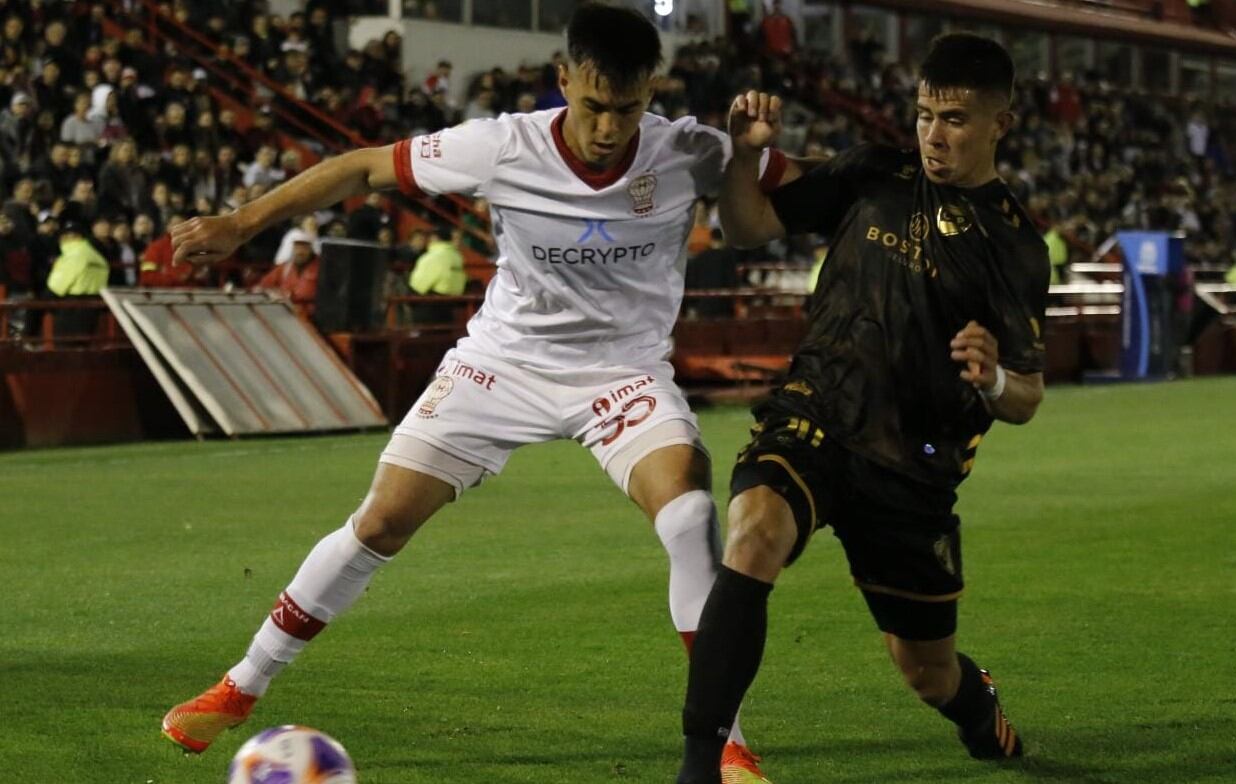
[{"xmin": 2, "ymin": 378, "xmax": 1234, "ymax": 783}]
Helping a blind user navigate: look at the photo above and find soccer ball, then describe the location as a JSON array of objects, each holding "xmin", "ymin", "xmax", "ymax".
[{"xmin": 227, "ymin": 725, "xmax": 357, "ymax": 784}]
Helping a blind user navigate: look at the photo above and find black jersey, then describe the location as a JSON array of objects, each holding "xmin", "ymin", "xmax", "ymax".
[{"xmin": 766, "ymin": 143, "xmax": 1049, "ymax": 488}]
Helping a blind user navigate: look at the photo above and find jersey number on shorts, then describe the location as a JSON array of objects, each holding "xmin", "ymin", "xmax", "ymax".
[{"xmin": 598, "ymin": 395, "xmax": 657, "ymax": 446}]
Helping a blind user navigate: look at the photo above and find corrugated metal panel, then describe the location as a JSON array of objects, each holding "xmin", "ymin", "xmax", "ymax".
[
  {"xmin": 103, "ymin": 289, "xmax": 386, "ymax": 436},
  {"xmin": 101, "ymin": 290, "xmax": 217, "ymax": 436}
]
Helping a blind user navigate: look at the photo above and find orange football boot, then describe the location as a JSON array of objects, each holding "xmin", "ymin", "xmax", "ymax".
[
  {"xmin": 161, "ymin": 676, "xmax": 258, "ymax": 753},
  {"xmin": 721, "ymin": 741, "xmax": 772, "ymax": 783}
]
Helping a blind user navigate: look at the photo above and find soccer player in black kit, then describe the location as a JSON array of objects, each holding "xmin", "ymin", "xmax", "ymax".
[{"xmin": 677, "ymin": 34, "xmax": 1049, "ymax": 783}]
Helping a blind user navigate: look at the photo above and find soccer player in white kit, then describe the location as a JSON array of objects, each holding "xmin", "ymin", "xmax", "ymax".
[{"xmin": 161, "ymin": 6, "xmax": 782, "ymax": 781}]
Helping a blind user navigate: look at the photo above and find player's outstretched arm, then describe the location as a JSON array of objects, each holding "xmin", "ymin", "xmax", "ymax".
[
  {"xmin": 171, "ymin": 145, "xmax": 399, "ymax": 264},
  {"xmin": 720, "ymin": 91, "xmax": 787, "ymax": 249},
  {"xmin": 950, "ymin": 320, "xmax": 1044, "ymax": 424}
]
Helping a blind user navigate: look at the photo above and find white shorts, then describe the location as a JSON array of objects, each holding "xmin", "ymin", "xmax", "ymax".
[{"xmin": 379, "ymin": 346, "xmax": 707, "ymax": 496}]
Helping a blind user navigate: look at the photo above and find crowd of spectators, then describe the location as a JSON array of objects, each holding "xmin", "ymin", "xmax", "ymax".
[
  {"xmin": 0, "ymin": 1, "xmax": 421, "ymax": 333},
  {"xmin": 667, "ymin": 11, "xmax": 1236, "ymax": 288},
  {"xmin": 1, "ymin": 0, "xmax": 1233, "ymax": 338}
]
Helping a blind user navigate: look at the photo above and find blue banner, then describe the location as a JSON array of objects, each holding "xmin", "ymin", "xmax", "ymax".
[{"xmin": 1115, "ymin": 232, "xmax": 1182, "ymax": 379}]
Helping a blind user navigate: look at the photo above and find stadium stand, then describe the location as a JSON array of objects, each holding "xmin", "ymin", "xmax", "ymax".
[{"xmin": 1, "ymin": 0, "xmax": 1234, "ymax": 446}]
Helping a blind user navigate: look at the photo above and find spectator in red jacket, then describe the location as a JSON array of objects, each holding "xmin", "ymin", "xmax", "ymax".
[
  {"xmin": 139, "ymin": 211, "xmax": 199, "ymax": 287},
  {"xmin": 759, "ymin": 0, "xmax": 797, "ymax": 60},
  {"xmin": 0, "ymin": 212, "xmax": 32, "ymax": 296},
  {"xmin": 254, "ymin": 228, "xmax": 319, "ymax": 316},
  {"xmin": 422, "ymin": 59, "xmax": 452, "ymax": 96}
]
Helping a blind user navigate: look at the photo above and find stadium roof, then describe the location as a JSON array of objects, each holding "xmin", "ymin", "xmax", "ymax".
[{"xmin": 865, "ymin": 0, "xmax": 1236, "ymax": 57}]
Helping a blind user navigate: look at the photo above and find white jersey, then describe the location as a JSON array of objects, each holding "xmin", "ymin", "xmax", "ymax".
[{"xmin": 396, "ymin": 109, "xmax": 739, "ymax": 370}]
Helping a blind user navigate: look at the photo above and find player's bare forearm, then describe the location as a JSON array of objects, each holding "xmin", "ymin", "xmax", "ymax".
[
  {"xmin": 719, "ymin": 151, "xmax": 783, "ymax": 248},
  {"xmin": 235, "ymin": 146, "xmax": 397, "ymax": 241},
  {"xmin": 173, "ymin": 145, "xmax": 401, "ymax": 263},
  {"xmin": 984, "ymin": 369, "xmax": 1043, "ymax": 424},
  {"xmin": 721, "ymin": 90, "xmax": 788, "ymax": 249},
  {"xmin": 950, "ymin": 320, "xmax": 1043, "ymax": 425}
]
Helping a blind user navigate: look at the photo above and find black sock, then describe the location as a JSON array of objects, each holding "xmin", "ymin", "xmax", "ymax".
[
  {"xmin": 938, "ymin": 652, "xmax": 994, "ymax": 729},
  {"xmin": 678, "ymin": 566, "xmax": 774, "ymax": 783}
]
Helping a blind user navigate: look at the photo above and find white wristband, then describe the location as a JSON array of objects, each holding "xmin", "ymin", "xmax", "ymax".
[{"xmin": 980, "ymin": 364, "xmax": 1007, "ymax": 401}]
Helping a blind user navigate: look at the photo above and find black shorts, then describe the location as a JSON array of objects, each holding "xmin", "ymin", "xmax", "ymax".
[{"xmin": 730, "ymin": 413, "xmax": 963, "ymax": 641}]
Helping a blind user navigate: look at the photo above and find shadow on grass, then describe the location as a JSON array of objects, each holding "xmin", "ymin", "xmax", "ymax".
[
  {"xmin": 358, "ymin": 716, "xmax": 1236, "ymax": 784},
  {"xmin": 760, "ymin": 716, "xmax": 1236, "ymax": 784},
  {"xmin": 1010, "ymin": 717, "xmax": 1236, "ymax": 784}
]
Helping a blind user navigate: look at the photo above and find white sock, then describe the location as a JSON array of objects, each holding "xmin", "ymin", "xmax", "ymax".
[
  {"xmin": 654, "ymin": 490, "xmax": 747, "ymax": 747},
  {"xmin": 228, "ymin": 517, "xmax": 391, "ymax": 696},
  {"xmin": 655, "ymin": 490, "xmax": 721, "ymax": 631}
]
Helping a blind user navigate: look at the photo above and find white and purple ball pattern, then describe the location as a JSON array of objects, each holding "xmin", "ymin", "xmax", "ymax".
[{"xmin": 227, "ymin": 725, "xmax": 357, "ymax": 784}]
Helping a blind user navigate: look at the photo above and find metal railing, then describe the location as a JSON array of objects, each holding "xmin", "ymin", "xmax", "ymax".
[{"xmin": 0, "ymin": 298, "xmax": 127, "ymax": 349}]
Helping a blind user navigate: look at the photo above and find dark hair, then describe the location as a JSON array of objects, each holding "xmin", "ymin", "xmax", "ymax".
[
  {"xmin": 433, "ymin": 223, "xmax": 453, "ymax": 242},
  {"xmin": 567, "ymin": 3, "xmax": 662, "ymax": 92},
  {"xmin": 919, "ymin": 33, "xmax": 1014, "ymax": 105}
]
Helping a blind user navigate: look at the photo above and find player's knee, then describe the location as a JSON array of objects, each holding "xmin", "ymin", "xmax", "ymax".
[
  {"xmin": 351, "ymin": 482, "xmax": 437, "ymax": 549},
  {"xmin": 352, "ymin": 473, "xmax": 449, "ymax": 554},
  {"xmin": 724, "ymin": 489, "xmax": 797, "ymax": 575},
  {"xmin": 628, "ymin": 442, "xmax": 711, "ymax": 518},
  {"xmin": 352, "ymin": 500, "xmax": 420, "ymax": 555},
  {"xmin": 655, "ymin": 489, "xmax": 718, "ymax": 545}
]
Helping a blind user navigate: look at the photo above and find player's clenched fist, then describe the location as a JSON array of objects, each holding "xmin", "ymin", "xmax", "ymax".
[
  {"xmin": 950, "ymin": 320, "xmax": 1000, "ymax": 390},
  {"xmin": 728, "ymin": 90, "xmax": 782, "ymax": 157},
  {"xmin": 170, "ymin": 212, "xmax": 245, "ymax": 265}
]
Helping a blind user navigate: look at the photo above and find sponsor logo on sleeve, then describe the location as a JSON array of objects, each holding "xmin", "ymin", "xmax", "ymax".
[{"xmin": 418, "ymin": 132, "xmax": 442, "ymax": 160}]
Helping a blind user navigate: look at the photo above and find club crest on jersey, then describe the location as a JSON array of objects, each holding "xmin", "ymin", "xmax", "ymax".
[
  {"xmin": 628, "ymin": 173, "xmax": 657, "ymax": 216},
  {"xmin": 936, "ymin": 204, "xmax": 972, "ymax": 236},
  {"xmin": 416, "ymin": 375, "xmax": 454, "ymax": 418}
]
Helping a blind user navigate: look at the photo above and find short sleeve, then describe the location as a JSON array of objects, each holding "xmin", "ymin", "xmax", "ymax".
[
  {"xmin": 675, "ymin": 116, "xmax": 729, "ymax": 199},
  {"xmin": 393, "ymin": 117, "xmax": 509, "ymax": 198},
  {"xmin": 679, "ymin": 118, "xmax": 788, "ymax": 200},
  {"xmin": 769, "ymin": 144, "xmax": 875, "ymax": 236},
  {"xmin": 992, "ymin": 238, "xmax": 1050, "ymax": 375}
]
